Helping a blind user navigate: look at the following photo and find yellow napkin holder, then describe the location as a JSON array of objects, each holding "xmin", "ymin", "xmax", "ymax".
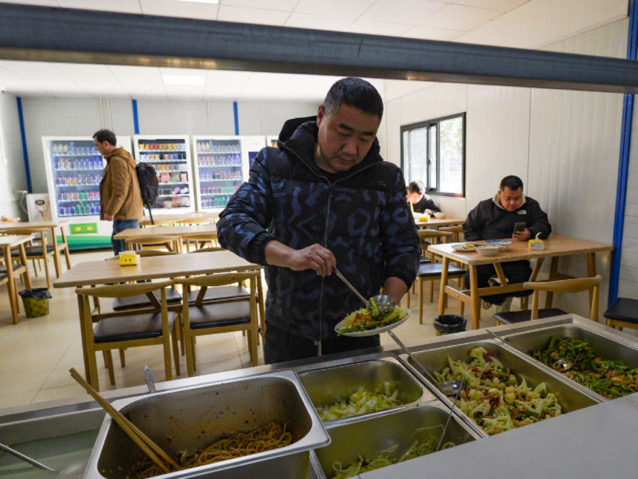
[
  {"xmin": 528, "ymin": 233, "xmax": 545, "ymax": 251},
  {"xmin": 418, "ymin": 214, "xmax": 430, "ymax": 222},
  {"xmin": 119, "ymin": 251, "xmax": 139, "ymax": 266}
]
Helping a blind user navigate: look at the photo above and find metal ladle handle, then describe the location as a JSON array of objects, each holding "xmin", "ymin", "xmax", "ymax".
[
  {"xmin": 0, "ymin": 442, "xmax": 57, "ymax": 472},
  {"xmin": 333, "ymin": 267, "xmax": 368, "ymax": 307},
  {"xmin": 387, "ymin": 330, "xmax": 441, "ymax": 386}
]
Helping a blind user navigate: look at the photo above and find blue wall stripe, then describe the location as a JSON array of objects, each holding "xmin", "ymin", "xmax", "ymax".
[
  {"xmin": 132, "ymin": 98, "xmax": 140, "ymax": 134},
  {"xmin": 233, "ymin": 101, "xmax": 239, "ymax": 135},
  {"xmin": 609, "ymin": 0, "xmax": 637, "ymax": 303},
  {"xmin": 16, "ymin": 96, "xmax": 32, "ymax": 193}
]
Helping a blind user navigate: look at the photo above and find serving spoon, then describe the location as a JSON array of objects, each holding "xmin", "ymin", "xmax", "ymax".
[
  {"xmin": 0, "ymin": 442, "xmax": 87, "ymax": 478},
  {"xmin": 333, "ymin": 267, "xmax": 396, "ymax": 315},
  {"xmin": 552, "ymin": 357, "xmax": 575, "ymax": 372}
]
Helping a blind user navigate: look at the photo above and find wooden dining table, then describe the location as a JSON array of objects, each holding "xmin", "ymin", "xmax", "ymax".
[
  {"xmin": 0, "ymin": 220, "xmax": 72, "ymax": 286},
  {"xmin": 114, "ymin": 224, "xmax": 218, "ymax": 251},
  {"xmin": 139, "ymin": 211, "xmax": 218, "ymax": 227},
  {"xmin": 53, "ymin": 250, "xmax": 262, "ymax": 385},
  {"xmin": 414, "ymin": 216, "xmax": 465, "ymax": 228},
  {"xmin": 0, "ymin": 235, "xmax": 33, "ymax": 323},
  {"xmin": 428, "ymin": 235, "xmax": 614, "ymax": 330}
]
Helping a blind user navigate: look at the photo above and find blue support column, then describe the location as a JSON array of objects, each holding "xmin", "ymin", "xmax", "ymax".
[
  {"xmin": 16, "ymin": 96, "xmax": 32, "ymax": 193},
  {"xmin": 233, "ymin": 101, "xmax": 239, "ymax": 135},
  {"xmin": 609, "ymin": 0, "xmax": 638, "ymax": 303},
  {"xmin": 132, "ymin": 98, "xmax": 140, "ymax": 134}
]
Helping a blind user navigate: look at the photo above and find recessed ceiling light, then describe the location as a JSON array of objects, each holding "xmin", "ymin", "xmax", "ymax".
[
  {"xmin": 176, "ymin": 0, "xmax": 219, "ymax": 4},
  {"xmin": 163, "ymin": 74, "xmax": 206, "ymax": 86}
]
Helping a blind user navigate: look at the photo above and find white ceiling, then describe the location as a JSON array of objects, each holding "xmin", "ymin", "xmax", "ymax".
[{"xmin": 0, "ymin": 0, "xmax": 628, "ymax": 101}]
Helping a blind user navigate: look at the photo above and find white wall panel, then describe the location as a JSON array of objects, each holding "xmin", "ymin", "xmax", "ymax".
[
  {"xmin": 465, "ymin": 85, "xmax": 531, "ymax": 207},
  {"xmin": 136, "ymin": 99, "xmax": 210, "ymax": 136},
  {"xmin": 0, "ymin": 92, "xmax": 27, "ymax": 218},
  {"xmin": 21, "ymin": 97, "xmax": 102, "ymax": 193},
  {"xmin": 237, "ymin": 100, "xmax": 318, "ymax": 137}
]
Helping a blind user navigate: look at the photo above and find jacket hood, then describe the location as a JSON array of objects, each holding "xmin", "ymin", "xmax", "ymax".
[
  {"xmin": 492, "ymin": 192, "xmax": 527, "ymax": 211},
  {"xmin": 279, "ymin": 117, "xmax": 382, "ymax": 177},
  {"xmin": 106, "ymin": 147, "xmax": 136, "ymax": 168}
]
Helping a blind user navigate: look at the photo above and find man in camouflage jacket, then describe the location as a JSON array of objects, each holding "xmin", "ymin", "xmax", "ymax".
[{"xmin": 217, "ymin": 78, "xmax": 420, "ymax": 363}]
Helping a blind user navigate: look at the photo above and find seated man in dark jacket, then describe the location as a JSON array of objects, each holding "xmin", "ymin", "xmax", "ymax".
[
  {"xmin": 216, "ymin": 77, "xmax": 420, "ymax": 364},
  {"xmin": 407, "ymin": 180, "xmax": 440, "ymax": 214},
  {"xmin": 463, "ymin": 175, "xmax": 551, "ymax": 309}
]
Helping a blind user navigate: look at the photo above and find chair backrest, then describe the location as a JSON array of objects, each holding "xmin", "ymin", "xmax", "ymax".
[
  {"xmin": 439, "ymin": 225, "xmax": 463, "ymax": 242},
  {"xmin": 174, "ymin": 271, "xmax": 258, "ymax": 305},
  {"xmin": 523, "ymin": 275, "xmax": 602, "ymax": 321}
]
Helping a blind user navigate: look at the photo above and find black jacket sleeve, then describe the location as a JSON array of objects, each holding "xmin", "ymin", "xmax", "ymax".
[{"xmin": 525, "ymin": 199, "xmax": 552, "ymax": 240}]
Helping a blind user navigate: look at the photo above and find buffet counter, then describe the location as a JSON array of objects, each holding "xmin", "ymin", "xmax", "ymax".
[{"xmin": 1, "ymin": 314, "xmax": 637, "ymax": 479}]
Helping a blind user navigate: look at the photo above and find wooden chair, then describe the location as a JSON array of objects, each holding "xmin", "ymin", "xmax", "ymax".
[
  {"xmin": 173, "ymin": 271, "xmax": 260, "ymax": 376},
  {"xmin": 126, "ymin": 234, "xmax": 181, "ymax": 253},
  {"xmin": 494, "ymin": 275, "xmax": 602, "ymax": 325},
  {"xmin": 75, "ymin": 280, "xmax": 180, "ymax": 391},
  {"xmin": 8, "ymin": 228, "xmax": 57, "ymax": 288},
  {"xmin": 603, "ymin": 297, "xmax": 638, "ymax": 332},
  {"xmin": 439, "ymin": 225, "xmax": 463, "ymax": 243},
  {"xmin": 187, "ymin": 247, "xmax": 266, "ymax": 339}
]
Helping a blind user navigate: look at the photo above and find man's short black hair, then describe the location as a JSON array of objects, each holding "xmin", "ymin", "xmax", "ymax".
[
  {"xmin": 323, "ymin": 77, "xmax": 383, "ymax": 119},
  {"xmin": 408, "ymin": 180, "xmax": 425, "ymax": 195},
  {"xmin": 93, "ymin": 129, "xmax": 116, "ymax": 146},
  {"xmin": 500, "ymin": 175, "xmax": 524, "ymax": 191}
]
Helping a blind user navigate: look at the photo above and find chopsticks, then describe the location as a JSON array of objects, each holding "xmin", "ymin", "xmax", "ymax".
[{"xmin": 69, "ymin": 368, "xmax": 180, "ymax": 473}]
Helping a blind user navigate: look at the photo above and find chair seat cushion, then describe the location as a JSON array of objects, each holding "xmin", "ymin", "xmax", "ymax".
[
  {"xmin": 12, "ymin": 245, "xmax": 55, "ymax": 257},
  {"xmin": 419, "ymin": 257, "xmax": 431, "ymax": 264},
  {"xmin": 94, "ymin": 311, "xmax": 177, "ymax": 343},
  {"xmin": 0, "ymin": 272, "xmax": 7, "ymax": 282},
  {"xmin": 604, "ymin": 298, "xmax": 638, "ymax": 323},
  {"xmin": 494, "ymin": 308, "xmax": 567, "ymax": 324},
  {"xmin": 187, "ymin": 285, "xmax": 250, "ymax": 304},
  {"xmin": 188, "ymin": 300, "xmax": 251, "ymax": 329},
  {"xmin": 417, "ymin": 263, "xmax": 465, "ymax": 277},
  {"xmin": 112, "ymin": 287, "xmax": 182, "ymax": 311},
  {"xmin": 0, "ymin": 264, "xmax": 26, "ymax": 273}
]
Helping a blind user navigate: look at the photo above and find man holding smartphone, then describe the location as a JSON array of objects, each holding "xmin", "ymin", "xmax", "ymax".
[{"xmin": 463, "ymin": 175, "xmax": 551, "ymax": 311}]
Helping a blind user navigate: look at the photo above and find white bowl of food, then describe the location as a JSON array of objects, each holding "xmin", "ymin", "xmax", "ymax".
[
  {"xmin": 433, "ymin": 212, "xmax": 448, "ymax": 219},
  {"xmin": 475, "ymin": 245, "xmax": 500, "ymax": 257}
]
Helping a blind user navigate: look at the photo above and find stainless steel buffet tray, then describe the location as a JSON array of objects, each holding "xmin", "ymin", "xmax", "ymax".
[
  {"xmin": 84, "ymin": 370, "xmax": 330, "ymax": 479},
  {"xmin": 310, "ymin": 403, "xmax": 479, "ymax": 479},
  {"xmin": 298, "ymin": 358, "xmax": 437, "ymax": 424},
  {"xmin": 398, "ymin": 339, "xmax": 600, "ymax": 436},
  {"xmin": 501, "ymin": 322, "xmax": 638, "ymax": 399}
]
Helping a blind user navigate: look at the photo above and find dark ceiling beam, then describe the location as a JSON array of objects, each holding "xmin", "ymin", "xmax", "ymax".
[{"xmin": 0, "ymin": 2, "xmax": 636, "ymax": 93}]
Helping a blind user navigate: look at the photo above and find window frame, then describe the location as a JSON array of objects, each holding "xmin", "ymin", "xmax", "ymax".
[{"xmin": 400, "ymin": 112, "xmax": 466, "ymax": 198}]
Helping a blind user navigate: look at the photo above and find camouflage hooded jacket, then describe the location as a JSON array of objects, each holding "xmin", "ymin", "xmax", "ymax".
[{"xmin": 216, "ymin": 119, "xmax": 420, "ymax": 342}]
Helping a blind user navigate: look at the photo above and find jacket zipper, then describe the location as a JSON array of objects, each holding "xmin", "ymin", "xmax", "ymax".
[{"xmin": 280, "ymin": 143, "xmax": 380, "ymax": 348}]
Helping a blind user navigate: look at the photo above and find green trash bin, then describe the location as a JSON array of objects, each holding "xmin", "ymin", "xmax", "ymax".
[
  {"xmin": 433, "ymin": 314, "xmax": 467, "ymax": 335},
  {"xmin": 18, "ymin": 288, "xmax": 52, "ymax": 318}
]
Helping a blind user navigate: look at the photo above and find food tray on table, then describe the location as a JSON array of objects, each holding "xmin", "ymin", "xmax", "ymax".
[
  {"xmin": 298, "ymin": 358, "xmax": 437, "ymax": 424},
  {"xmin": 501, "ymin": 323, "xmax": 638, "ymax": 400},
  {"xmin": 397, "ymin": 340, "xmax": 600, "ymax": 437}
]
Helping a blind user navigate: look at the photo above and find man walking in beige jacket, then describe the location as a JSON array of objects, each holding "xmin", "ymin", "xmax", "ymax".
[{"xmin": 93, "ymin": 129, "xmax": 143, "ymax": 255}]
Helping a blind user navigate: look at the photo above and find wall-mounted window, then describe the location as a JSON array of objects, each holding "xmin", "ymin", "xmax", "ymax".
[{"xmin": 401, "ymin": 113, "xmax": 465, "ymax": 197}]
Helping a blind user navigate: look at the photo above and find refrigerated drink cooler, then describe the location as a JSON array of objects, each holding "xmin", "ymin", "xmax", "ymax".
[
  {"xmin": 192, "ymin": 136, "xmax": 265, "ymax": 211},
  {"xmin": 42, "ymin": 136, "xmax": 132, "ymax": 250},
  {"xmin": 133, "ymin": 134, "xmax": 195, "ymax": 213}
]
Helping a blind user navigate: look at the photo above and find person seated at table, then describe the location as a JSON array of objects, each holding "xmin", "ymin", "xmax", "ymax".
[
  {"xmin": 463, "ymin": 175, "xmax": 552, "ymax": 311},
  {"xmin": 407, "ymin": 180, "xmax": 440, "ymax": 214}
]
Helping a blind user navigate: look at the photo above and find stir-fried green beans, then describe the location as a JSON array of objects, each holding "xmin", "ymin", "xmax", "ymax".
[{"xmin": 531, "ymin": 336, "xmax": 638, "ymax": 399}]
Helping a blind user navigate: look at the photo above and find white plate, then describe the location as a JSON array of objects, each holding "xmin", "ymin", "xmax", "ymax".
[
  {"xmin": 484, "ymin": 240, "xmax": 512, "ymax": 246},
  {"xmin": 452, "ymin": 243, "xmax": 476, "ymax": 252},
  {"xmin": 335, "ymin": 308, "xmax": 411, "ymax": 337}
]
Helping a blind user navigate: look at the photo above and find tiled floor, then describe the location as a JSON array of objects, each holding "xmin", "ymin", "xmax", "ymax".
[{"xmin": 0, "ymin": 250, "xmax": 499, "ymax": 412}]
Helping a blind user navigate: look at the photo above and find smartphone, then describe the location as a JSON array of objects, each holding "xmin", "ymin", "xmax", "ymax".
[{"xmin": 513, "ymin": 222, "xmax": 526, "ymax": 233}]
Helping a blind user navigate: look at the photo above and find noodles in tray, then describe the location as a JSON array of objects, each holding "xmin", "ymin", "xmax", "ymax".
[{"xmin": 128, "ymin": 421, "xmax": 293, "ymax": 478}]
